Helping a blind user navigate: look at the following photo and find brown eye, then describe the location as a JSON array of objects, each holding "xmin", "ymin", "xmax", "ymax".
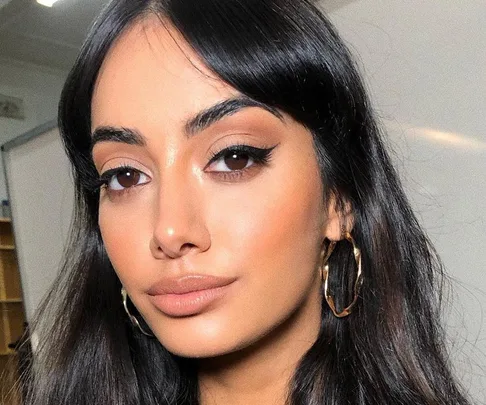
[
  {"xmin": 116, "ymin": 169, "xmax": 141, "ymax": 188},
  {"xmin": 224, "ymin": 152, "xmax": 250, "ymax": 171},
  {"xmin": 103, "ymin": 167, "xmax": 150, "ymax": 192}
]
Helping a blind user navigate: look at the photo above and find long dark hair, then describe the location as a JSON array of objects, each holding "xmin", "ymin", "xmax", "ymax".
[{"xmin": 24, "ymin": 0, "xmax": 471, "ymax": 404}]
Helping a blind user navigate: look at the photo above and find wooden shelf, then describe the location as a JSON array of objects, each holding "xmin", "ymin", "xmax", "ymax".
[
  {"xmin": 0, "ymin": 214, "xmax": 23, "ymax": 404},
  {"xmin": 0, "ymin": 350, "xmax": 16, "ymax": 356},
  {"xmin": 0, "ymin": 298, "xmax": 22, "ymax": 303}
]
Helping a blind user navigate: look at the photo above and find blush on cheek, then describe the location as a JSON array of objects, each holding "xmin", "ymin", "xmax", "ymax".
[
  {"xmin": 227, "ymin": 180, "xmax": 322, "ymax": 283},
  {"xmin": 265, "ymin": 177, "xmax": 322, "ymax": 246},
  {"xmin": 98, "ymin": 210, "xmax": 149, "ymax": 286}
]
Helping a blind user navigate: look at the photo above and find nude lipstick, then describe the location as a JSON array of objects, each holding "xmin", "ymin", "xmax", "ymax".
[{"xmin": 147, "ymin": 275, "xmax": 236, "ymax": 317}]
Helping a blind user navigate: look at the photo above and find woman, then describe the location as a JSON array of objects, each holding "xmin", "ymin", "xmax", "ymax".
[{"xmin": 24, "ymin": 0, "xmax": 471, "ymax": 404}]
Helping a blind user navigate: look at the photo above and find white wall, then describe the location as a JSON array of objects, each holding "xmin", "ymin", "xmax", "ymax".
[
  {"xmin": 0, "ymin": 57, "xmax": 67, "ymax": 199},
  {"xmin": 324, "ymin": 0, "xmax": 486, "ymax": 402},
  {"xmin": 3, "ymin": 126, "xmax": 73, "ymax": 321}
]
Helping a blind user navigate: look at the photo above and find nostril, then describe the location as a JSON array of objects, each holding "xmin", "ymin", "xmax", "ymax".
[{"xmin": 180, "ymin": 243, "xmax": 196, "ymax": 253}]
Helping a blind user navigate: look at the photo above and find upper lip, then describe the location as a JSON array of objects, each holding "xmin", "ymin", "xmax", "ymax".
[{"xmin": 147, "ymin": 275, "xmax": 237, "ymax": 295}]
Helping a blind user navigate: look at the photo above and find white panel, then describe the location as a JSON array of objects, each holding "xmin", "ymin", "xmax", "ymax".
[
  {"xmin": 3, "ymin": 126, "xmax": 73, "ymax": 321},
  {"xmin": 0, "ymin": 0, "xmax": 13, "ymax": 10},
  {"xmin": 326, "ymin": 0, "xmax": 486, "ymax": 401},
  {"xmin": 0, "ymin": 58, "xmax": 67, "ymax": 201}
]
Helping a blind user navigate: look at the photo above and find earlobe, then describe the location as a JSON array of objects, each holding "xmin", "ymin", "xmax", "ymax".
[{"xmin": 322, "ymin": 198, "xmax": 354, "ymax": 241}]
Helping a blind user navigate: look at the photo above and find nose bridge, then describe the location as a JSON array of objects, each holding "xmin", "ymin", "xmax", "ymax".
[
  {"xmin": 151, "ymin": 161, "xmax": 208, "ymax": 258},
  {"xmin": 156, "ymin": 164, "xmax": 192, "ymax": 228}
]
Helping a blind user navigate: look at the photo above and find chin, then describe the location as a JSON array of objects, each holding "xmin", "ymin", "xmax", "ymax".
[
  {"xmin": 159, "ymin": 335, "xmax": 244, "ymax": 359},
  {"xmin": 150, "ymin": 319, "xmax": 258, "ymax": 360}
]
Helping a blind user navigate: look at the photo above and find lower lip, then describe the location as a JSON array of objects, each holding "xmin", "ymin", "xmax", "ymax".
[{"xmin": 149, "ymin": 284, "xmax": 232, "ymax": 317}]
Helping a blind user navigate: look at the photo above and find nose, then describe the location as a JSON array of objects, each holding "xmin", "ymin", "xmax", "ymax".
[{"xmin": 150, "ymin": 176, "xmax": 211, "ymax": 259}]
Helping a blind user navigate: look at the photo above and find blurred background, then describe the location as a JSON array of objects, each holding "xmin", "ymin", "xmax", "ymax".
[{"xmin": 0, "ymin": 0, "xmax": 484, "ymax": 403}]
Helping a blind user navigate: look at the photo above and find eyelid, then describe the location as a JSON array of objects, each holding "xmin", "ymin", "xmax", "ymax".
[
  {"xmin": 99, "ymin": 157, "xmax": 151, "ymax": 176},
  {"xmin": 99, "ymin": 165, "xmax": 147, "ymax": 179}
]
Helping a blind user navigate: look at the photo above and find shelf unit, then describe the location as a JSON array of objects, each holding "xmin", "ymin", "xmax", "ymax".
[{"xmin": 0, "ymin": 218, "xmax": 24, "ymax": 404}]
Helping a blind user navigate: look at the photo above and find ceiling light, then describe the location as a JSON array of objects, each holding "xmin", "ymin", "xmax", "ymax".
[{"xmin": 36, "ymin": 0, "xmax": 60, "ymax": 7}]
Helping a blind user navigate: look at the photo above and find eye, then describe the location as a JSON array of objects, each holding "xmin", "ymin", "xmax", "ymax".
[
  {"xmin": 211, "ymin": 150, "xmax": 253, "ymax": 172},
  {"xmin": 206, "ymin": 144, "xmax": 277, "ymax": 173},
  {"xmin": 100, "ymin": 166, "xmax": 150, "ymax": 192}
]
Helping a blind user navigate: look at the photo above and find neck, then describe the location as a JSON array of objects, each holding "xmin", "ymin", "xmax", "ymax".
[{"xmin": 197, "ymin": 290, "xmax": 321, "ymax": 405}]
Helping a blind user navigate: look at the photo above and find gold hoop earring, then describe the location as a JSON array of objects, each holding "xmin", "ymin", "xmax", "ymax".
[
  {"xmin": 321, "ymin": 232, "xmax": 363, "ymax": 318},
  {"xmin": 121, "ymin": 288, "xmax": 154, "ymax": 337}
]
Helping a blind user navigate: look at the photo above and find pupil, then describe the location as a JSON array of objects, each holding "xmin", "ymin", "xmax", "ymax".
[
  {"xmin": 225, "ymin": 152, "xmax": 249, "ymax": 171},
  {"xmin": 117, "ymin": 170, "xmax": 140, "ymax": 188}
]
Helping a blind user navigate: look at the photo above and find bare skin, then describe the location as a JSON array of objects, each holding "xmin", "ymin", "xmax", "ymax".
[{"xmin": 91, "ymin": 16, "xmax": 343, "ymax": 405}]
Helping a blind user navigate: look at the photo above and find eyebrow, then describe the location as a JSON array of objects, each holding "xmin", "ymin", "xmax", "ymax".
[
  {"xmin": 91, "ymin": 126, "xmax": 146, "ymax": 149},
  {"xmin": 184, "ymin": 96, "xmax": 283, "ymax": 135},
  {"xmin": 91, "ymin": 96, "xmax": 284, "ymax": 150}
]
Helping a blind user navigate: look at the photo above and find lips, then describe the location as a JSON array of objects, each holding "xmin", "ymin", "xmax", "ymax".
[
  {"xmin": 147, "ymin": 275, "xmax": 236, "ymax": 317},
  {"xmin": 147, "ymin": 274, "xmax": 237, "ymax": 295}
]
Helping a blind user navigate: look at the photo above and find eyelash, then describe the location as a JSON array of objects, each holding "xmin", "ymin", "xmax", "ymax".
[
  {"xmin": 90, "ymin": 143, "xmax": 277, "ymax": 197},
  {"xmin": 205, "ymin": 143, "xmax": 276, "ymax": 179}
]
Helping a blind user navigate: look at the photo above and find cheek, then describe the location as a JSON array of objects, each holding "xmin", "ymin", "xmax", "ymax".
[
  {"xmin": 214, "ymin": 145, "xmax": 323, "ymax": 264},
  {"xmin": 207, "ymin": 156, "xmax": 324, "ymax": 307},
  {"xmin": 98, "ymin": 193, "xmax": 153, "ymax": 287}
]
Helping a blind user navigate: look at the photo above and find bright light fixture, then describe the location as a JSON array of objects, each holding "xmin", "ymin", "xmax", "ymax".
[{"xmin": 36, "ymin": 0, "xmax": 60, "ymax": 7}]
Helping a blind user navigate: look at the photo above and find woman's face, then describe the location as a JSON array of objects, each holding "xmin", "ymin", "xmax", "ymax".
[{"xmin": 91, "ymin": 18, "xmax": 340, "ymax": 358}]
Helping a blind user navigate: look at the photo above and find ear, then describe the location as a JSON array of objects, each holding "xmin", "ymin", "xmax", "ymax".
[{"xmin": 322, "ymin": 196, "xmax": 354, "ymax": 241}]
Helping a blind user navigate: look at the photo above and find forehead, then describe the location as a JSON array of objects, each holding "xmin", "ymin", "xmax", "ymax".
[{"xmin": 91, "ymin": 16, "xmax": 237, "ymax": 130}]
